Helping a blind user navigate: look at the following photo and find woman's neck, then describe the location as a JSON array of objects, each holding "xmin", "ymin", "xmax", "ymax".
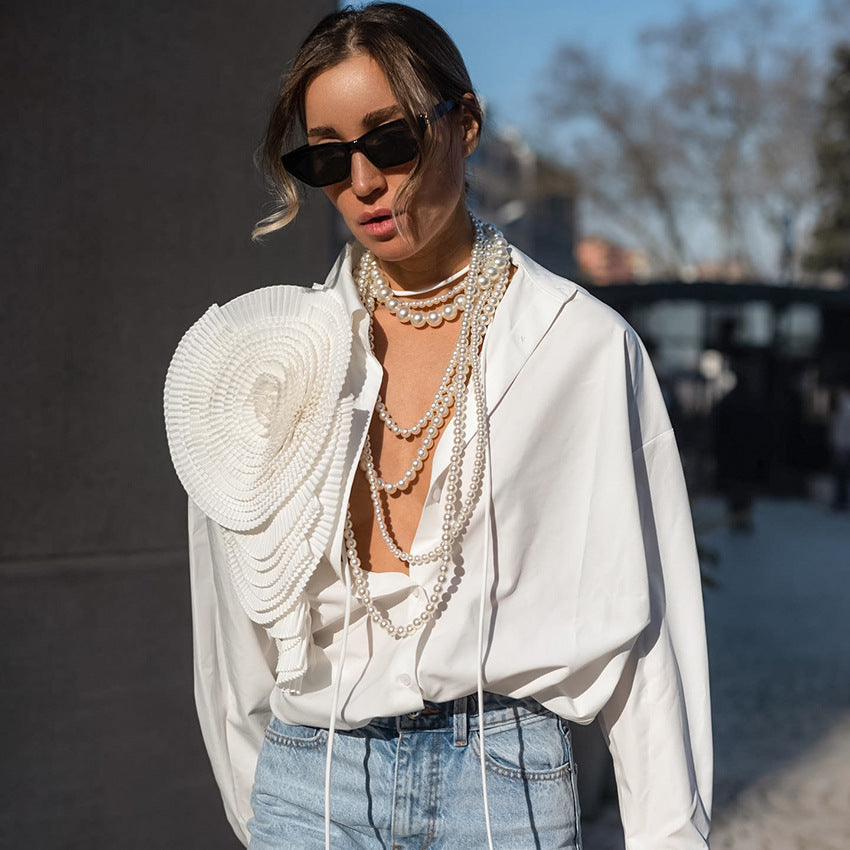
[{"xmin": 377, "ymin": 204, "xmax": 475, "ymax": 293}]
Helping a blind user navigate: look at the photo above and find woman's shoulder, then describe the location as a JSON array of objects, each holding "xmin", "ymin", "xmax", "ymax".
[{"xmin": 510, "ymin": 245, "xmax": 640, "ymax": 346}]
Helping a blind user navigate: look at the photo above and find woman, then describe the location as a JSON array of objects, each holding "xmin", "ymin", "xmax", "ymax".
[{"xmin": 164, "ymin": 4, "xmax": 712, "ymax": 848}]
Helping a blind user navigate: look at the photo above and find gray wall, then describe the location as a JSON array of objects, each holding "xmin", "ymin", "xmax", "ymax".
[{"xmin": 0, "ymin": 1, "xmax": 338, "ymax": 560}]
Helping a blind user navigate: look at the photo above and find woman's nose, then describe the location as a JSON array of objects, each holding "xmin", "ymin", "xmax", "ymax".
[{"xmin": 350, "ymin": 151, "xmax": 386, "ymax": 198}]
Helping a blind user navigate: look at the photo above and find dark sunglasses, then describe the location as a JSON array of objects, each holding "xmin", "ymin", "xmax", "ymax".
[{"xmin": 282, "ymin": 100, "xmax": 455, "ymax": 187}]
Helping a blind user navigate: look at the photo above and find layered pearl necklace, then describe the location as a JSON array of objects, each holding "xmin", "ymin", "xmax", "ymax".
[
  {"xmin": 345, "ymin": 217, "xmax": 511, "ymax": 639},
  {"xmin": 375, "ymin": 264, "xmax": 470, "ymax": 328}
]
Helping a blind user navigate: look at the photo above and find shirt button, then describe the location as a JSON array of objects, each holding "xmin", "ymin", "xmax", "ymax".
[
  {"xmin": 412, "ymin": 586, "xmax": 421, "ymax": 598},
  {"xmin": 398, "ymin": 674, "xmax": 412, "ymax": 688}
]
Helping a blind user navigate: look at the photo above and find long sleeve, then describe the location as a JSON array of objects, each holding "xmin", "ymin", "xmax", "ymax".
[
  {"xmin": 599, "ymin": 429, "xmax": 713, "ymax": 848},
  {"xmin": 188, "ymin": 497, "xmax": 277, "ymax": 847}
]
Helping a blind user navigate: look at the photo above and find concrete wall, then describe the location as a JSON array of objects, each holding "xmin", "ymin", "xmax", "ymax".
[{"xmin": 0, "ymin": 0, "xmax": 338, "ymax": 560}]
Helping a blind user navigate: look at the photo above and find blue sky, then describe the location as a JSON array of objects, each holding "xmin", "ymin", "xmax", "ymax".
[{"xmin": 404, "ymin": 0, "xmax": 829, "ymax": 143}]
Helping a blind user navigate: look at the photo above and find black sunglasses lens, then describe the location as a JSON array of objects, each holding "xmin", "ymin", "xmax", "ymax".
[
  {"xmin": 282, "ymin": 120, "xmax": 421, "ymax": 187},
  {"xmin": 362, "ymin": 121, "xmax": 419, "ymax": 168},
  {"xmin": 283, "ymin": 144, "xmax": 348, "ymax": 187}
]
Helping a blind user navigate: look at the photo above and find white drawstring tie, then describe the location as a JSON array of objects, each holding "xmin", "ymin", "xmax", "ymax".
[
  {"xmin": 476, "ymin": 380, "xmax": 496, "ymax": 850},
  {"xmin": 324, "ymin": 559, "xmax": 353, "ymax": 850}
]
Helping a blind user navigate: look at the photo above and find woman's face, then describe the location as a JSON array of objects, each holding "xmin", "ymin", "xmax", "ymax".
[{"xmin": 302, "ymin": 52, "xmax": 478, "ymax": 271}]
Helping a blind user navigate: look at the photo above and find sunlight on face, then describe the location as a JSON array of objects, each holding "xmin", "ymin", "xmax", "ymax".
[{"xmin": 303, "ymin": 53, "xmax": 477, "ymax": 277}]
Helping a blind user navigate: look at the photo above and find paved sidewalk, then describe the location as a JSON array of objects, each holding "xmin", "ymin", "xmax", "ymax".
[
  {"xmin": 582, "ymin": 498, "xmax": 850, "ymax": 849},
  {"xmin": 710, "ymin": 712, "xmax": 850, "ymax": 850}
]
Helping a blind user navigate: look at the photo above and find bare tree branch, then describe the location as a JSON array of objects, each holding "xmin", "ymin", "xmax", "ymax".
[{"xmin": 538, "ymin": 0, "xmax": 826, "ymax": 278}]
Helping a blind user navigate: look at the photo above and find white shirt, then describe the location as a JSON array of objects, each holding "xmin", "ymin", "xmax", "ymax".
[{"xmin": 184, "ymin": 244, "xmax": 712, "ymax": 848}]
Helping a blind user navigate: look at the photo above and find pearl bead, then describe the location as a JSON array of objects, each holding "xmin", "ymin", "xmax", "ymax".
[
  {"xmin": 397, "ymin": 307, "xmax": 411, "ymax": 322},
  {"xmin": 411, "ymin": 312, "xmax": 426, "ymax": 328}
]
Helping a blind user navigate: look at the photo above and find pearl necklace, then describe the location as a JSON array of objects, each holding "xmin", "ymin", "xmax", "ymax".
[
  {"xmin": 347, "ymin": 217, "xmax": 511, "ymax": 639},
  {"xmin": 391, "ymin": 264, "xmax": 469, "ymax": 297},
  {"xmin": 362, "ymin": 259, "xmax": 472, "ymax": 329}
]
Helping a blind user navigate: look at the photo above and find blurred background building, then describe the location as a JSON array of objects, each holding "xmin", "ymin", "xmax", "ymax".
[
  {"xmin": 469, "ymin": 127, "xmax": 578, "ymax": 278},
  {"xmin": 575, "ymin": 235, "xmax": 651, "ymax": 285}
]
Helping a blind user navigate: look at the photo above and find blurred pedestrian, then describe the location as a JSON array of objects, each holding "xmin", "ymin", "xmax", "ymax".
[
  {"xmin": 714, "ymin": 350, "xmax": 769, "ymax": 531},
  {"xmin": 830, "ymin": 386, "xmax": 850, "ymax": 510}
]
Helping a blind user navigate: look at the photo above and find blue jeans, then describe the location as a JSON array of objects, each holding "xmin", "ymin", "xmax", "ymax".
[{"xmin": 248, "ymin": 693, "xmax": 582, "ymax": 849}]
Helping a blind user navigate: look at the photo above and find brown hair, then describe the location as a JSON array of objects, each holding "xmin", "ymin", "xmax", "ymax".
[{"xmin": 252, "ymin": 2, "xmax": 483, "ymax": 240}]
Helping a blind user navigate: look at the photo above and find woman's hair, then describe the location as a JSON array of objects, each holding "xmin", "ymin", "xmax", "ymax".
[{"xmin": 252, "ymin": 2, "xmax": 483, "ymax": 240}]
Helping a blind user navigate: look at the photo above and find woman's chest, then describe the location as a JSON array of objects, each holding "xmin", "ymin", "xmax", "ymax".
[{"xmin": 348, "ymin": 313, "xmax": 464, "ymax": 575}]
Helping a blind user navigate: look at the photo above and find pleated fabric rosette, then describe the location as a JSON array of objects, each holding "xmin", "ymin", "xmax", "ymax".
[{"xmin": 164, "ymin": 285, "xmax": 354, "ymax": 690}]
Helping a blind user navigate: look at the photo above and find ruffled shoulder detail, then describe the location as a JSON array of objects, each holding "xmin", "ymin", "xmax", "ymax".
[{"xmin": 164, "ymin": 285, "xmax": 354, "ymax": 690}]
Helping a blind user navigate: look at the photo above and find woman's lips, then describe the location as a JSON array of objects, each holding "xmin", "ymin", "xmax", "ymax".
[{"xmin": 360, "ymin": 210, "xmax": 396, "ymax": 238}]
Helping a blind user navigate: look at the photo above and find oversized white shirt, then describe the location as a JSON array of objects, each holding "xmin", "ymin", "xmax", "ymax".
[{"xmin": 185, "ymin": 243, "xmax": 712, "ymax": 848}]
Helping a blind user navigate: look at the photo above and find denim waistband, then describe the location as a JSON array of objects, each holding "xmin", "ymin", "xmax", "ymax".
[{"xmin": 362, "ymin": 692, "xmax": 553, "ymax": 734}]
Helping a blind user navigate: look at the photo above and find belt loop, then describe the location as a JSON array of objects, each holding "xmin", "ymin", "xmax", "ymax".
[{"xmin": 453, "ymin": 696, "xmax": 469, "ymax": 747}]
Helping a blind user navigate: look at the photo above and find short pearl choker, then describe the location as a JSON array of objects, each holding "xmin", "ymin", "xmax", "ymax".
[
  {"xmin": 363, "ymin": 259, "xmax": 474, "ymax": 329},
  {"xmin": 348, "ymin": 216, "xmax": 511, "ymax": 639}
]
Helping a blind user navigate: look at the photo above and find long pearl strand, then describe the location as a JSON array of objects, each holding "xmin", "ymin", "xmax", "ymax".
[{"xmin": 346, "ymin": 218, "xmax": 510, "ymax": 639}]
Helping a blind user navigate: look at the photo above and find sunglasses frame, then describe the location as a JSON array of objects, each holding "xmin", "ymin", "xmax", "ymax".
[{"xmin": 282, "ymin": 100, "xmax": 455, "ymax": 188}]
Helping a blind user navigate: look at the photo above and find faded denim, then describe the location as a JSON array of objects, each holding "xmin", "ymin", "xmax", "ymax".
[{"xmin": 248, "ymin": 693, "xmax": 582, "ymax": 850}]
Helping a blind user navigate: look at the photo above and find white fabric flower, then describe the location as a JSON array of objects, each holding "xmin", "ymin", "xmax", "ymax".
[{"xmin": 164, "ymin": 285, "xmax": 353, "ymax": 690}]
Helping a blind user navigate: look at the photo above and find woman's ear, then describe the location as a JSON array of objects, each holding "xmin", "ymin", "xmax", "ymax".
[{"xmin": 458, "ymin": 93, "xmax": 481, "ymax": 158}]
